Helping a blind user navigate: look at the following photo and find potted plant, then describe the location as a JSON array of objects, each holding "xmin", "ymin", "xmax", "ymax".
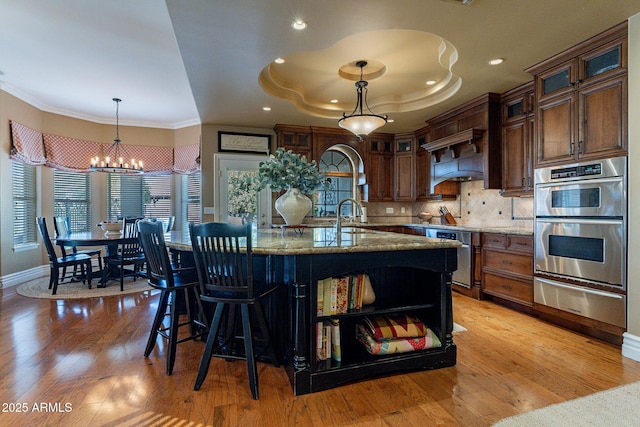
[{"xmin": 255, "ymin": 148, "xmax": 327, "ymax": 225}]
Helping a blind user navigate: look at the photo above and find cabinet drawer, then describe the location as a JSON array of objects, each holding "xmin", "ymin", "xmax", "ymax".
[
  {"xmin": 483, "ymin": 249, "xmax": 532, "ymax": 275},
  {"xmin": 483, "ymin": 272, "xmax": 533, "ymax": 305},
  {"xmin": 507, "ymin": 235, "xmax": 533, "ymax": 253},
  {"xmin": 482, "ymin": 233, "xmax": 506, "ymax": 249}
]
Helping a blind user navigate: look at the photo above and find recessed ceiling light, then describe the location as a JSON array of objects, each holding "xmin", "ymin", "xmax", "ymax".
[
  {"xmin": 274, "ymin": 57, "xmax": 285, "ymax": 64},
  {"xmin": 330, "ymin": 99, "xmax": 338, "ymax": 104},
  {"xmin": 387, "ymin": 119, "xmax": 394, "ymax": 123},
  {"xmin": 488, "ymin": 58, "xmax": 504, "ymax": 65},
  {"xmin": 292, "ymin": 19, "xmax": 307, "ymax": 30},
  {"xmin": 426, "ymin": 80, "xmax": 436, "ymax": 85},
  {"xmin": 262, "ymin": 107, "xmax": 271, "ymax": 111}
]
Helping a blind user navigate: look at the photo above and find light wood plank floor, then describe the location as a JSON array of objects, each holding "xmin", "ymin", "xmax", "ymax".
[{"xmin": 1, "ymin": 285, "xmax": 640, "ymax": 427}]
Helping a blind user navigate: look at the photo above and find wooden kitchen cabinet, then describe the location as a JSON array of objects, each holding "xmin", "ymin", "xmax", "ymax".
[
  {"xmin": 366, "ymin": 134, "xmax": 394, "ymax": 202},
  {"xmin": 274, "ymin": 124, "xmax": 313, "ymax": 161},
  {"xmin": 394, "ymin": 134, "xmax": 415, "ymax": 201},
  {"xmin": 481, "ymin": 233, "xmax": 534, "ymax": 310},
  {"xmin": 526, "ymin": 21, "xmax": 627, "ymax": 168},
  {"xmin": 501, "ymin": 82, "xmax": 535, "ymax": 196}
]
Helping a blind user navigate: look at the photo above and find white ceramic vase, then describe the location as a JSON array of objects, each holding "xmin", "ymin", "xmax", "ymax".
[{"xmin": 275, "ymin": 188, "xmax": 312, "ymax": 226}]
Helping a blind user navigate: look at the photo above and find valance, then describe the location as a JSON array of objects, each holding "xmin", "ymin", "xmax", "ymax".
[
  {"xmin": 10, "ymin": 121, "xmax": 46, "ymax": 165},
  {"xmin": 173, "ymin": 143, "xmax": 200, "ymax": 174},
  {"xmin": 43, "ymin": 134, "xmax": 103, "ymax": 172},
  {"xmin": 43, "ymin": 134, "xmax": 175, "ymax": 174}
]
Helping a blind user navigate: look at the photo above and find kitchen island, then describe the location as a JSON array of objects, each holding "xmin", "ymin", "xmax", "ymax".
[{"xmin": 166, "ymin": 226, "xmax": 460, "ymax": 395}]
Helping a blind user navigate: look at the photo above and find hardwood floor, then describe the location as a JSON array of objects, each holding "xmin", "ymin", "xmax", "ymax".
[{"xmin": 1, "ymin": 286, "xmax": 640, "ymax": 427}]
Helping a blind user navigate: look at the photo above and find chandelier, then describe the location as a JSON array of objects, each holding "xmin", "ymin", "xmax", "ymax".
[
  {"xmin": 90, "ymin": 98, "xmax": 143, "ymax": 174},
  {"xmin": 338, "ymin": 60, "xmax": 388, "ymax": 139}
]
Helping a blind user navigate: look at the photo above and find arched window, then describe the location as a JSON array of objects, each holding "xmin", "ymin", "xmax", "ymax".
[{"xmin": 314, "ymin": 147, "xmax": 362, "ymax": 218}]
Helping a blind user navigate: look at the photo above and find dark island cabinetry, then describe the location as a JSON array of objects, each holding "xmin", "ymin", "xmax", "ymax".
[{"xmin": 282, "ymin": 248, "xmax": 457, "ymax": 395}]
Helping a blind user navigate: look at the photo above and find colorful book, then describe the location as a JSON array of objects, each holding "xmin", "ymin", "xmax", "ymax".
[
  {"xmin": 330, "ymin": 277, "xmax": 339, "ymax": 315},
  {"xmin": 336, "ymin": 276, "xmax": 349, "ymax": 314},
  {"xmin": 317, "ymin": 279, "xmax": 324, "ymax": 316},
  {"xmin": 323, "ymin": 322, "xmax": 332, "ymax": 360},
  {"xmin": 316, "ymin": 321, "xmax": 325, "ymax": 361},
  {"xmin": 330, "ymin": 319, "xmax": 341, "ymax": 362},
  {"xmin": 323, "ymin": 277, "xmax": 333, "ymax": 316}
]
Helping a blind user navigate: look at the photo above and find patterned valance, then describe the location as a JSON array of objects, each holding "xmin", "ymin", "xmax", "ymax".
[
  {"xmin": 43, "ymin": 134, "xmax": 103, "ymax": 172},
  {"xmin": 173, "ymin": 143, "xmax": 200, "ymax": 174},
  {"xmin": 9, "ymin": 121, "xmax": 197, "ymax": 174},
  {"xmin": 10, "ymin": 121, "xmax": 46, "ymax": 165}
]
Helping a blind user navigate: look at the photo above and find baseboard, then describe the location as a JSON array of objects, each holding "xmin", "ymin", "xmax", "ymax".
[
  {"xmin": 622, "ymin": 332, "xmax": 640, "ymax": 361},
  {"xmin": 0, "ymin": 266, "xmax": 48, "ymax": 289}
]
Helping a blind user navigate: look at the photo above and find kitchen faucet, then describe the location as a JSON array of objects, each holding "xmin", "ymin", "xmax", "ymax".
[{"xmin": 336, "ymin": 198, "xmax": 363, "ymax": 234}]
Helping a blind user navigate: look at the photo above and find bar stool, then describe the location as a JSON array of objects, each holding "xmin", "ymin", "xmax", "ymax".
[
  {"xmin": 137, "ymin": 220, "xmax": 207, "ymax": 375},
  {"xmin": 189, "ymin": 222, "xmax": 280, "ymax": 399}
]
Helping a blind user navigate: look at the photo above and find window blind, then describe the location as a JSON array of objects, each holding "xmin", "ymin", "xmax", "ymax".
[
  {"xmin": 107, "ymin": 174, "xmax": 172, "ymax": 221},
  {"xmin": 53, "ymin": 170, "xmax": 92, "ymax": 232},
  {"xmin": 12, "ymin": 162, "xmax": 37, "ymax": 245},
  {"xmin": 182, "ymin": 173, "xmax": 201, "ymax": 229}
]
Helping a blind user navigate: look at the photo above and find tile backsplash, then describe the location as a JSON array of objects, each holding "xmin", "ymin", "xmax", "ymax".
[{"xmin": 362, "ymin": 180, "xmax": 534, "ymax": 230}]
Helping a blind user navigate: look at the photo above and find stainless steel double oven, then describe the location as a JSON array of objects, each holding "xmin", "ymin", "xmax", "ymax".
[{"xmin": 533, "ymin": 156, "xmax": 627, "ymax": 328}]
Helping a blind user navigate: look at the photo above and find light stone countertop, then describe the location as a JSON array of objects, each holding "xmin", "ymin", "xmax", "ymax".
[
  {"xmin": 325, "ymin": 222, "xmax": 534, "ymax": 236},
  {"xmin": 165, "ymin": 226, "xmax": 461, "ymax": 255}
]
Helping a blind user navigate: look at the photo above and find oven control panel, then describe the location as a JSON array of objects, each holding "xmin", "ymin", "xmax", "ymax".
[{"xmin": 550, "ymin": 163, "xmax": 602, "ymax": 180}]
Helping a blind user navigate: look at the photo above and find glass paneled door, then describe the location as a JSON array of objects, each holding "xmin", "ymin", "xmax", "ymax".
[{"xmin": 214, "ymin": 154, "xmax": 271, "ymax": 227}]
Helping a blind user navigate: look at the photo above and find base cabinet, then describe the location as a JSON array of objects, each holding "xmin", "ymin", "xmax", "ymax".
[
  {"xmin": 283, "ymin": 249, "xmax": 457, "ymax": 395},
  {"xmin": 481, "ymin": 233, "xmax": 534, "ymax": 309}
]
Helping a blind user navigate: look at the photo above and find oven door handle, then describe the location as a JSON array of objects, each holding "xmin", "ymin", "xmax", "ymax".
[
  {"xmin": 536, "ymin": 217, "xmax": 623, "ymax": 225},
  {"xmin": 535, "ymin": 277, "xmax": 625, "ymax": 300},
  {"xmin": 535, "ymin": 176, "xmax": 623, "ymax": 189}
]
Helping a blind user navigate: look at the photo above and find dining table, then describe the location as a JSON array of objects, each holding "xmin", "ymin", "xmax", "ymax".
[{"xmin": 55, "ymin": 229, "xmax": 140, "ymax": 286}]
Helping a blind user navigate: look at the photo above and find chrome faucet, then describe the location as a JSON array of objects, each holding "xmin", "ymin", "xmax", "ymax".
[{"xmin": 336, "ymin": 198, "xmax": 363, "ymax": 234}]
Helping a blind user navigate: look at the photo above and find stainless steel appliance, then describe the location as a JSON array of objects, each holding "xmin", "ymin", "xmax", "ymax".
[
  {"xmin": 426, "ymin": 229, "xmax": 471, "ymax": 288},
  {"xmin": 533, "ymin": 156, "xmax": 627, "ymax": 327}
]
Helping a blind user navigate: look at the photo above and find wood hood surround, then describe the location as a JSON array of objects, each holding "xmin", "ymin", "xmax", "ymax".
[{"xmin": 422, "ymin": 93, "xmax": 502, "ymax": 191}]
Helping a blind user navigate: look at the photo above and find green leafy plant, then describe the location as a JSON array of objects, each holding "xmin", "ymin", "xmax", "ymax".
[{"xmin": 255, "ymin": 148, "xmax": 328, "ymax": 194}]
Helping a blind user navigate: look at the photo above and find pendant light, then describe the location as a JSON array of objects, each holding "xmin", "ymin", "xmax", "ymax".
[
  {"xmin": 338, "ymin": 61, "xmax": 388, "ymax": 139},
  {"xmin": 90, "ymin": 98, "xmax": 143, "ymax": 174}
]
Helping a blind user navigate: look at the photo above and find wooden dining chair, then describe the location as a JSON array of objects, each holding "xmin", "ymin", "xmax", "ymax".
[
  {"xmin": 53, "ymin": 216, "xmax": 103, "ymax": 275},
  {"xmin": 102, "ymin": 217, "xmax": 146, "ymax": 291},
  {"xmin": 37, "ymin": 217, "xmax": 93, "ymax": 295},
  {"xmin": 189, "ymin": 222, "xmax": 280, "ymax": 399},
  {"xmin": 137, "ymin": 219, "xmax": 208, "ymax": 375}
]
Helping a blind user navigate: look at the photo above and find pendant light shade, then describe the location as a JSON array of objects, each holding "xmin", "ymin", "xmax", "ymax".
[
  {"xmin": 338, "ymin": 61, "xmax": 388, "ymax": 139},
  {"xmin": 90, "ymin": 98, "xmax": 143, "ymax": 174}
]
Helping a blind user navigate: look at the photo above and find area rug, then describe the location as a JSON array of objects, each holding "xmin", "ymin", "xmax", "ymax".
[
  {"xmin": 16, "ymin": 276, "xmax": 154, "ymax": 300},
  {"xmin": 493, "ymin": 381, "xmax": 640, "ymax": 426},
  {"xmin": 453, "ymin": 322, "xmax": 467, "ymax": 333}
]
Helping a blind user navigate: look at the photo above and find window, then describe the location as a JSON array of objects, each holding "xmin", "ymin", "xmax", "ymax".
[
  {"xmin": 107, "ymin": 174, "xmax": 172, "ymax": 221},
  {"xmin": 53, "ymin": 170, "xmax": 91, "ymax": 231},
  {"xmin": 315, "ymin": 150, "xmax": 353, "ymax": 217},
  {"xmin": 182, "ymin": 173, "xmax": 201, "ymax": 228},
  {"xmin": 12, "ymin": 161, "xmax": 37, "ymax": 246}
]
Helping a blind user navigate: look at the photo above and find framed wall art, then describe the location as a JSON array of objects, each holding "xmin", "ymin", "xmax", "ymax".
[{"xmin": 218, "ymin": 131, "xmax": 271, "ymax": 154}]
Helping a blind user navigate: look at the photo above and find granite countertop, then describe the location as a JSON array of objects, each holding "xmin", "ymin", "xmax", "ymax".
[
  {"xmin": 165, "ymin": 226, "xmax": 461, "ymax": 255},
  {"xmin": 324, "ymin": 222, "xmax": 534, "ymax": 236}
]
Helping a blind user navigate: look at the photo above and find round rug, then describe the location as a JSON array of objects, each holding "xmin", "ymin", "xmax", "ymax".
[{"xmin": 16, "ymin": 276, "xmax": 154, "ymax": 300}]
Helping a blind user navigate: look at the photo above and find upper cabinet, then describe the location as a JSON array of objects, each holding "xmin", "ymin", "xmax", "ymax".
[
  {"xmin": 366, "ymin": 133, "xmax": 395, "ymax": 202},
  {"xmin": 501, "ymin": 82, "xmax": 535, "ymax": 196},
  {"xmin": 526, "ymin": 21, "xmax": 627, "ymax": 168},
  {"xmin": 394, "ymin": 133, "xmax": 415, "ymax": 201},
  {"xmin": 274, "ymin": 124, "xmax": 312, "ymax": 161}
]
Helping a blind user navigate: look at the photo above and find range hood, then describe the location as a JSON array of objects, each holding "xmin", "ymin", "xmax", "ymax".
[{"xmin": 421, "ymin": 93, "xmax": 502, "ymax": 192}]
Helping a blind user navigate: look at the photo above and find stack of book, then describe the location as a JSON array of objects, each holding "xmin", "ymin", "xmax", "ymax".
[
  {"xmin": 316, "ymin": 274, "xmax": 370, "ymax": 316},
  {"xmin": 316, "ymin": 319, "xmax": 341, "ymax": 362}
]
